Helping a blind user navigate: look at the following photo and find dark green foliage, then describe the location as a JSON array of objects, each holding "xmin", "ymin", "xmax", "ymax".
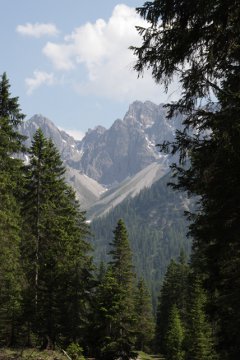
[
  {"xmin": 164, "ymin": 305, "xmax": 184, "ymax": 360},
  {"xmin": 66, "ymin": 342, "xmax": 85, "ymax": 360},
  {"xmin": 93, "ymin": 220, "xmax": 137, "ymax": 360},
  {"xmin": 90, "ymin": 173, "xmax": 191, "ymax": 306},
  {"xmin": 92, "ymin": 267, "xmax": 123, "ymax": 359},
  {"xmin": 104, "ymin": 220, "xmax": 137, "ymax": 360},
  {"xmin": 22, "ymin": 129, "xmax": 93, "ymax": 347},
  {"xmin": 155, "ymin": 256, "xmax": 189, "ymax": 354},
  {"xmin": 131, "ymin": 0, "xmax": 239, "ymax": 104},
  {"xmin": 132, "ymin": 0, "xmax": 240, "ymax": 358},
  {"xmin": 0, "ymin": 73, "xmax": 25, "ymax": 346},
  {"xmin": 109, "ymin": 219, "xmax": 135, "ymax": 289},
  {"xmin": 0, "ymin": 72, "xmax": 25, "ymax": 157},
  {"xmin": 0, "ymin": 183, "xmax": 23, "ymax": 346},
  {"xmin": 185, "ymin": 277, "xmax": 216, "ymax": 360},
  {"xmin": 156, "ymin": 256, "xmax": 216, "ymax": 359},
  {"xmin": 134, "ymin": 279, "xmax": 155, "ymax": 352}
]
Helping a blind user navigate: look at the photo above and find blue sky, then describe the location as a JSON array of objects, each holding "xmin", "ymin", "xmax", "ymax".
[{"xmin": 1, "ymin": 0, "xmax": 180, "ymax": 139}]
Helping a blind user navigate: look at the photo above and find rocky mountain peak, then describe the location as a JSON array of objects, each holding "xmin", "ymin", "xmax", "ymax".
[
  {"xmin": 124, "ymin": 100, "xmax": 164, "ymax": 128},
  {"xmin": 19, "ymin": 101, "xmax": 183, "ymax": 188},
  {"xmin": 81, "ymin": 125, "xmax": 106, "ymax": 148},
  {"xmin": 29, "ymin": 113, "xmax": 55, "ymax": 125},
  {"xmin": 85, "ymin": 125, "xmax": 106, "ymax": 135},
  {"xmin": 20, "ymin": 114, "xmax": 81, "ymax": 163}
]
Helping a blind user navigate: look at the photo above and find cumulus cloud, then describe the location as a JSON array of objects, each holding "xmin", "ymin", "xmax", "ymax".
[
  {"xmin": 17, "ymin": 23, "xmax": 59, "ymax": 38},
  {"xmin": 42, "ymin": 4, "xmax": 179, "ymax": 102},
  {"xmin": 43, "ymin": 42, "xmax": 75, "ymax": 70},
  {"xmin": 25, "ymin": 70, "xmax": 55, "ymax": 94}
]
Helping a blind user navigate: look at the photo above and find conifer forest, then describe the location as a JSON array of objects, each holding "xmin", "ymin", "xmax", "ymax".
[{"xmin": 1, "ymin": 0, "xmax": 240, "ymax": 359}]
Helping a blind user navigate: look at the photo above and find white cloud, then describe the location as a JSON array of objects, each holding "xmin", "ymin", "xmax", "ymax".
[
  {"xmin": 43, "ymin": 42, "xmax": 75, "ymax": 70},
  {"xmin": 17, "ymin": 23, "xmax": 59, "ymax": 38},
  {"xmin": 25, "ymin": 70, "xmax": 55, "ymax": 94},
  {"xmin": 42, "ymin": 4, "xmax": 180, "ymax": 103}
]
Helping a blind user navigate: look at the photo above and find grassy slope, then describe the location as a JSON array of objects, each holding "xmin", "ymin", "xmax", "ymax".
[
  {"xmin": 0, "ymin": 349, "xmax": 66, "ymax": 360},
  {"xmin": 137, "ymin": 351, "xmax": 164, "ymax": 360},
  {"xmin": 0, "ymin": 349, "xmax": 164, "ymax": 360}
]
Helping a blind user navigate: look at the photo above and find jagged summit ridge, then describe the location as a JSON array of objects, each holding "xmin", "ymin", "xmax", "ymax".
[
  {"xmin": 19, "ymin": 100, "xmax": 182, "ymax": 189},
  {"xmin": 75, "ymin": 100, "xmax": 181, "ymax": 186}
]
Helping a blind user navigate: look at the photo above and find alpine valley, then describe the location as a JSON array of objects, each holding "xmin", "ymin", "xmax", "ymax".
[{"xmin": 19, "ymin": 100, "xmax": 191, "ymax": 299}]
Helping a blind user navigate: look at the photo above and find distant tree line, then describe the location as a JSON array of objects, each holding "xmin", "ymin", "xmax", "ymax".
[{"xmin": 90, "ymin": 171, "xmax": 191, "ymax": 309}]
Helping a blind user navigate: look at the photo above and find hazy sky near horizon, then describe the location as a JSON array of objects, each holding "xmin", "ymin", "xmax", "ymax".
[{"xmin": 1, "ymin": 0, "xmax": 180, "ymax": 139}]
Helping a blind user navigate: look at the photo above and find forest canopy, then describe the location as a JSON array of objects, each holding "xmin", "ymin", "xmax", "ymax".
[{"xmin": 132, "ymin": 0, "xmax": 240, "ymax": 359}]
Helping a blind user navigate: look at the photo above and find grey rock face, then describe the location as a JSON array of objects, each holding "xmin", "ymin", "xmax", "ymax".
[
  {"xmin": 19, "ymin": 101, "xmax": 182, "ymax": 188},
  {"xmin": 20, "ymin": 114, "xmax": 82, "ymax": 163},
  {"xmin": 19, "ymin": 114, "xmax": 104, "ymax": 209},
  {"xmin": 87, "ymin": 160, "xmax": 168, "ymax": 220},
  {"xmin": 76, "ymin": 101, "xmax": 182, "ymax": 186}
]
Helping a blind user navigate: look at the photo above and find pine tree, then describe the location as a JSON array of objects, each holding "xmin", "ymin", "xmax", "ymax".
[
  {"xmin": 56, "ymin": 187, "xmax": 93, "ymax": 347},
  {"xmin": 185, "ymin": 277, "xmax": 216, "ymax": 360},
  {"xmin": 0, "ymin": 72, "xmax": 25, "ymax": 346},
  {"xmin": 0, "ymin": 183, "xmax": 23, "ymax": 346},
  {"xmin": 0, "ymin": 72, "xmax": 25, "ymax": 158},
  {"xmin": 109, "ymin": 219, "xmax": 135, "ymax": 289},
  {"xmin": 165, "ymin": 305, "xmax": 184, "ymax": 360},
  {"xmin": 95, "ymin": 219, "xmax": 137, "ymax": 360},
  {"xmin": 155, "ymin": 258, "xmax": 189, "ymax": 353},
  {"xmin": 132, "ymin": 1, "xmax": 240, "ymax": 357},
  {"xmin": 108, "ymin": 219, "xmax": 136, "ymax": 359},
  {"xmin": 134, "ymin": 279, "xmax": 155, "ymax": 352},
  {"xmin": 22, "ymin": 129, "xmax": 93, "ymax": 348},
  {"xmin": 91, "ymin": 267, "xmax": 120, "ymax": 359}
]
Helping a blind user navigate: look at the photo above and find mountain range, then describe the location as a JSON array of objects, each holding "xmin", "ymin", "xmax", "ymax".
[
  {"xmin": 19, "ymin": 100, "xmax": 183, "ymax": 213},
  {"xmin": 19, "ymin": 100, "xmax": 190, "ymax": 298}
]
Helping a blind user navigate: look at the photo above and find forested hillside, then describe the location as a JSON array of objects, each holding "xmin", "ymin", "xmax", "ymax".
[{"xmin": 90, "ymin": 172, "xmax": 192, "ymax": 305}]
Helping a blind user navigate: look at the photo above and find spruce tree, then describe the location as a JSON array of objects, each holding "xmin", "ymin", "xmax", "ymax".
[
  {"xmin": 155, "ymin": 258, "xmax": 189, "ymax": 353},
  {"xmin": 165, "ymin": 305, "xmax": 184, "ymax": 360},
  {"xmin": 109, "ymin": 219, "xmax": 136, "ymax": 359},
  {"xmin": 96, "ymin": 219, "xmax": 137, "ymax": 360},
  {"xmin": 132, "ymin": 1, "xmax": 240, "ymax": 357},
  {"xmin": 109, "ymin": 219, "xmax": 135, "ymax": 289},
  {"xmin": 91, "ymin": 267, "xmax": 120, "ymax": 359},
  {"xmin": 0, "ymin": 72, "xmax": 25, "ymax": 346},
  {"xmin": 56, "ymin": 187, "xmax": 93, "ymax": 347},
  {"xmin": 185, "ymin": 277, "xmax": 216, "ymax": 360},
  {"xmin": 22, "ymin": 129, "xmax": 93, "ymax": 348},
  {"xmin": 134, "ymin": 279, "xmax": 155, "ymax": 352}
]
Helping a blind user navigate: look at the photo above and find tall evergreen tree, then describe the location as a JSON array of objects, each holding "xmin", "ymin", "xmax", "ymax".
[
  {"xmin": 185, "ymin": 277, "xmax": 216, "ymax": 360},
  {"xmin": 0, "ymin": 72, "xmax": 25, "ymax": 158},
  {"xmin": 134, "ymin": 279, "xmax": 155, "ymax": 352},
  {"xmin": 108, "ymin": 220, "xmax": 136, "ymax": 359},
  {"xmin": 95, "ymin": 219, "xmax": 137, "ymax": 360},
  {"xmin": 91, "ymin": 267, "xmax": 120, "ymax": 359},
  {"xmin": 155, "ymin": 258, "xmax": 189, "ymax": 353},
  {"xmin": 164, "ymin": 305, "xmax": 184, "ymax": 360},
  {"xmin": 22, "ymin": 129, "xmax": 93, "ymax": 348},
  {"xmin": 109, "ymin": 219, "xmax": 135, "ymax": 289},
  {"xmin": 132, "ymin": 1, "xmax": 240, "ymax": 357},
  {"xmin": 0, "ymin": 72, "xmax": 25, "ymax": 346}
]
